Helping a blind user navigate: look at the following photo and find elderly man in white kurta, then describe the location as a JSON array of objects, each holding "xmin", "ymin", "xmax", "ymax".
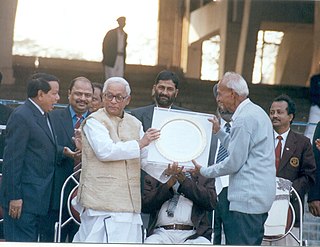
[{"xmin": 72, "ymin": 77, "xmax": 161, "ymax": 243}]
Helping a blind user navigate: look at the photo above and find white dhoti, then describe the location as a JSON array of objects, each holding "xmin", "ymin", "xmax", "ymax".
[
  {"xmin": 72, "ymin": 198, "xmax": 143, "ymax": 243},
  {"xmin": 144, "ymin": 228, "xmax": 211, "ymax": 244},
  {"xmin": 104, "ymin": 55, "xmax": 124, "ymax": 79}
]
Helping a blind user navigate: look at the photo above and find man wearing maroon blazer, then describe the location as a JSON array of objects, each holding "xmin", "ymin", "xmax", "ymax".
[{"xmin": 268, "ymin": 94, "xmax": 316, "ymax": 246}]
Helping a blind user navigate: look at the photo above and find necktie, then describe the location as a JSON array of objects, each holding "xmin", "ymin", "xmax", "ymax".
[
  {"xmin": 74, "ymin": 114, "xmax": 83, "ymax": 129},
  {"xmin": 216, "ymin": 122, "xmax": 231, "ymax": 163},
  {"xmin": 166, "ymin": 192, "xmax": 180, "ymax": 217},
  {"xmin": 275, "ymin": 135, "xmax": 283, "ymax": 171},
  {"xmin": 44, "ymin": 113, "xmax": 54, "ymax": 138}
]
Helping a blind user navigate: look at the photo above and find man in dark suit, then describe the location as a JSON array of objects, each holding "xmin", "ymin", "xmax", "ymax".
[
  {"xmin": 268, "ymin": 94, "xmax": 316, "ymax": 245},
  {"xmin": 46, "ymin": 76, "xmax": 93, "ymax": 242},
  {"xmin": 130, "ymin": 70, "xmax": 185, "ymax": 232},
  {"xmin": 102, "ymin": 16, "xmax": 127, "ymax": 79},
  {"xmin": 0, "ymin": 72, "xmax": 60, "ymax": 242}
]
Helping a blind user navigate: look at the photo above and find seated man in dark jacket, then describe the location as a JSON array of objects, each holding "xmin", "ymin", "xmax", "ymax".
[{"xmin": 142, "ymin": 162, "xmax": 216, "ymax": 244}]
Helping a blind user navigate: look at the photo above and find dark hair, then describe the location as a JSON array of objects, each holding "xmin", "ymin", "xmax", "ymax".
[
  {"xmin": 93, "ymin": 82, "xmax": 103, "ymax": 92},
  {"xmin": 154, "ymin": 70, "xmax": 179, "ymax": 89},
  {"xmin": 271, "ymin": 94, "xmax": 296, "ymax": 121},
  {"xmin": 93, "ymin": 82, "xmax": 103, "ymax": 100},
  {"xmin": 68, "ymin": 76, "xmax": 94, "ymax": 92},
  {"xmin": 27, "ymin": 72, "xmax": 59, "ymax": 98},
  {"xmin": 0, "ymin": 72, "xmax": 2, "ymax": 84},
  {"xmin": 309, "ymin": 74, "xmax": 320, "ymax": 107}
]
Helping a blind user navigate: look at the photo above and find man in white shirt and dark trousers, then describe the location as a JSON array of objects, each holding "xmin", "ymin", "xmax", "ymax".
[
  {"xmin": 142, "ymin": 162, "xmax": 216, "ymax": 244},
  {"xmin": 208, "ymin": 84, "xmax": 233, "ymax": 244}
]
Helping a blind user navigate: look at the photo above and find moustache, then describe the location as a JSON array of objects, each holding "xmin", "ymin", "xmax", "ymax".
[
  {"xmin": 159, "ymin": 94, "xmax": 169, "ymax": 98},
  {"xmin": 75, "ymin": 99, "xmax": 88, "ymax": 104}
]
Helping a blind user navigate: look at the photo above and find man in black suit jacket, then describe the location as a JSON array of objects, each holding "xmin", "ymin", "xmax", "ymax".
[
  {"xmin": 46, "ymin": 76, "xmax": 93, "ymax": 242},
  {"xmin": 0, "ymin": 72, "xmax": 60, "ymax": 242},
  {"xmin": 102, "ymin": 16, "xmax": 127, "ymax": 79}
]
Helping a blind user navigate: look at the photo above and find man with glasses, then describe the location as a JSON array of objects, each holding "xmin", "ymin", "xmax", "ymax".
[{"xmin": 73, "ymin": 77, "xmax": 160, "ymax": 243}]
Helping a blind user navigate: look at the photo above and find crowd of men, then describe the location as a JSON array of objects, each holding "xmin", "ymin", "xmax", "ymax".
[{"xmin": 0, "ymin": 70, "xmax": 319, "ymax": 246}]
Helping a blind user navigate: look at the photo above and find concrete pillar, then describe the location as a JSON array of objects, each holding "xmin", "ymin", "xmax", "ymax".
[
  {"xmin": 158, "ymin": 0, "xmax": 183, "ymax": 68},
  {"xmin": 219, "ymin": 0, "xmax": 243, "ymax": 77},
  {"xmin": 180, "ymin": 0, "xmax": 190, "ymax": 73},
  {"xmin": 186, "ymin": 42, "xmax": 202, "ymax": 78},
  {"xmin": 235, "ymin": 0, "xmax": 260, "ymax": 83},
  {"xmin": 0, "ymin": 0, "xmax": 17, "ymax": 84},
  {"xmin": 275, "ymin": 25, "xmax": 313, "ymax": 86}
]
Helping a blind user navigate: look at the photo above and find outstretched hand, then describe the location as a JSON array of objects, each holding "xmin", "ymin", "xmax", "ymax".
[
  {"xmin": 208, "ymin": 115, "xmax": 220, "ymax": 134},
  {"xmin": 164, "ymin": 162, "xmax": 188, "ymax": 186},
  {"xmin": 63, "ymin": 147, "xmax": 81, "ymax": 162},
  {"xmin": 315, "ymin": 139, "xmax": 320, "ymax": 151},
  {"xmin": 309, "ymin": 200, "xmax": 320, "ymax": 217},
  {"xmin": 138, "ymin": 128, "xmax": 160, "ymax": 149},
  {"xmin": 188, "ymin": 159, "xmax": 202, "ymax": 175}
]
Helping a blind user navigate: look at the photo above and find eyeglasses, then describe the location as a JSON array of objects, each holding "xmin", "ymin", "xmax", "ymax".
[{"xmin": 105, "ymin": 93, "xmax": 128, "ymax": 103}]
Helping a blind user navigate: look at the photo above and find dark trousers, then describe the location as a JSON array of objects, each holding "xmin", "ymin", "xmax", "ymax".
[
  {"xmin": 40, "ymin": 208, "xmax": 79, "ymax": 242},
  {"xmin": 3, "ymin": 208, "xmax": 43, "ymax": 242},
  {"xmin": 213, "ymin": 187, "xmax": 233, "ymax": 244},
  {"xmin": 228, "ymin": 210, "xmax": 268, "ymax": 245}
]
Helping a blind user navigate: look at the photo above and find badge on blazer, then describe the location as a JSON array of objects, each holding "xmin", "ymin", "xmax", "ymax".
[{"xmin": 290, "ymin": 157, "xmax": 299, "ymax": 167}]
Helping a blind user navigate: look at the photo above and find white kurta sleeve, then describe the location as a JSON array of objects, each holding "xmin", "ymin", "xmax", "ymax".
[{"xmin": 83, "ymin": 118, "xmax": 140, "ymax": 161}]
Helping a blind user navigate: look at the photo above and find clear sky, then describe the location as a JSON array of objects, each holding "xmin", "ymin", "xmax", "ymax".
[{"xmin": 13, "ymin": 0, "xmax": 158, "ymax": 65}]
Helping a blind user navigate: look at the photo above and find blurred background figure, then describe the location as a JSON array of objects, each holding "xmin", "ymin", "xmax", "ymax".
[
  {"xmin": 102, "ymin": 16, "xmax": 127, "ymax": 80},
  {"xmin": 304, "ymin": 71, "xmax": 320, "ymax": 141},
  {"xmin": 89, "ymin": 82, "xmax": 103, "ymax": 112}
]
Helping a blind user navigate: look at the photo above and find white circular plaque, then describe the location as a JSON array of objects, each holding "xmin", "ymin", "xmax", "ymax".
[{"xmin": 155, "ymin": 118, "xmax": 206, "ymax": 162}]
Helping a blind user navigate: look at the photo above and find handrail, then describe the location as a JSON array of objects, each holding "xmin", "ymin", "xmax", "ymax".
[{"xmin": 0, "ymin": 99, "xmax": 67, "ymax": 108}]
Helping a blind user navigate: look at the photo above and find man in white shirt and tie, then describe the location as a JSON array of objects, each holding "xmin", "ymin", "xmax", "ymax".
[
  {"xmin": 267, "ymin": 94, "xmax": 315, "ymax": 246},
  {"xmin": 208, "ymin": 84, "xmax": 233, "ymax": 244}
]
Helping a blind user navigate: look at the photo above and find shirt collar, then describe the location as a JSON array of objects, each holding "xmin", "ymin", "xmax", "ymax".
[
  {"xmin": 28, "ymin": 98, "xmax": 45, "ymax": 115},
  {"xmin": 69, "ymin": 105, "xmax": 88, "ymax": 119},
  {"xmin": 274, "ymin": 128, "xmax": 290, "ymax": 143}
]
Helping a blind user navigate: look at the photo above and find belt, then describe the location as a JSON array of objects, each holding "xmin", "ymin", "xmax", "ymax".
[{"xmin": 158, "ymin": 224, "xmax": 194, "ymax": 230}]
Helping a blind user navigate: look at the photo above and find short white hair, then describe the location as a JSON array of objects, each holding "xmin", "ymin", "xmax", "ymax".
[
  {"xmin": 103, "ymin": 77, "xmax": 131, "ymax": 95},
  {"xmin": 222, "ymin": 72, "xmax": 249, "ymax": 97}
]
